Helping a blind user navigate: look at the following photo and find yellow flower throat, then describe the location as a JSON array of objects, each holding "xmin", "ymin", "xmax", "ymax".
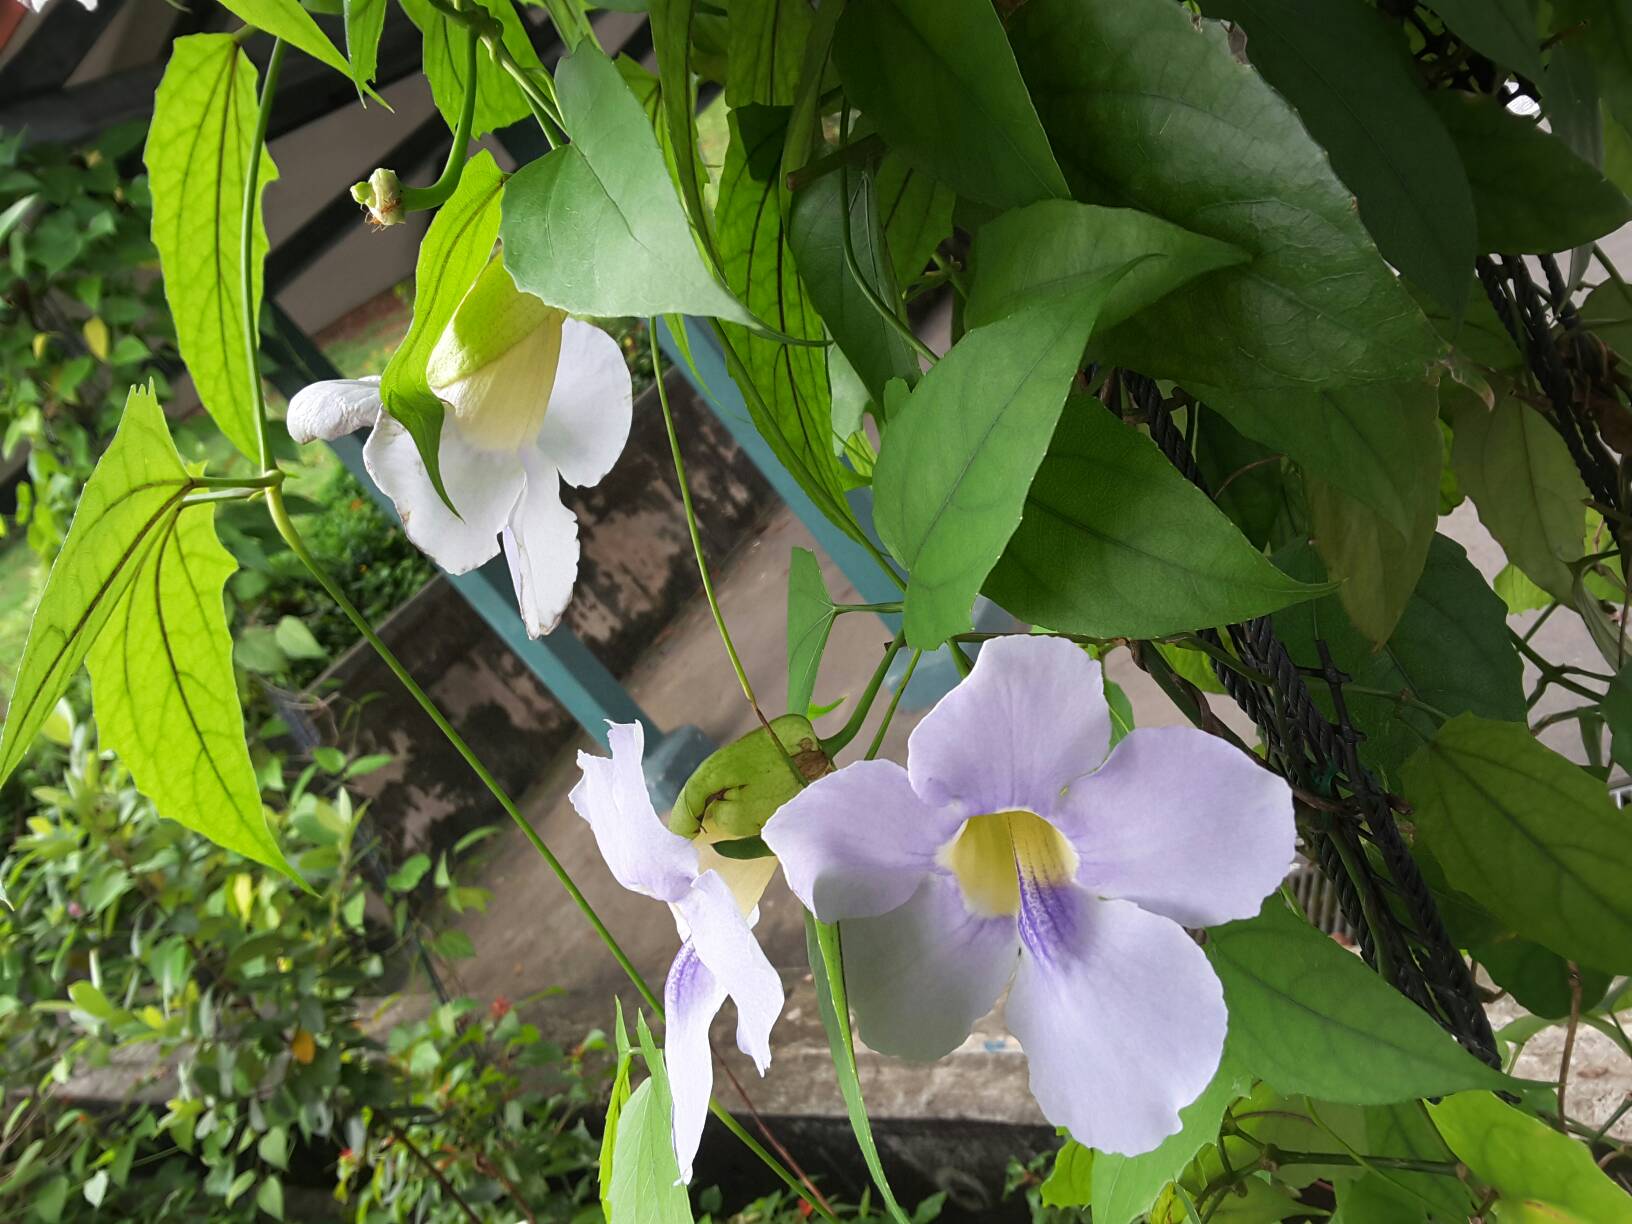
[{"xmin": 940, "ymin": 809, "xmax": 1078, "ymax": 917}]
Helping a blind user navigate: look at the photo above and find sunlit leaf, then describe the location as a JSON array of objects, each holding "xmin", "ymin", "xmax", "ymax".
[
  {"xmin": 399, "ymin": 0, "xmax": 545, "ymax": 137},
  {"xmin": 343, "ymin": 0, "xmax": 386, "ymax": 93},
  {"xmin": 217, "ymin": 0, "xmax": 373, "ymax": 96},
  {"xmin": 727, "ymin": 0, "xmax": 814, "ymax": 106}
]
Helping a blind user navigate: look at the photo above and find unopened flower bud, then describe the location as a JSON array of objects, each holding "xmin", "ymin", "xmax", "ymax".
[
  {"xmin": 351, "ymin": 167, "xmax": 404, "ymax": 227},
  {"xmin": 670, "ymin": 715, "xmax": 831, "ymax": 839}
]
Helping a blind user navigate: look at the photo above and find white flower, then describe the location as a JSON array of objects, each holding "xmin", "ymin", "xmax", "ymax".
[
  {"xmin": 570, "ymin": 723, "xmax": 784, "ymax": 1182},
  {"xmin": 762, "ymin": 635, "xmax": 1296, "ymax": 1155},
  {"xmin": 286, "ymin": 259, "xmax": 632, "ymax": 637},
  {"xmin": 17, "ymin": 0, "xmax": 97, "ymax": 11}
]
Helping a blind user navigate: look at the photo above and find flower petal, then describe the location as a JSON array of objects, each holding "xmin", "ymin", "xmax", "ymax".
[
  {"xmin": 537, "ymin": 318, "xmax": 635, "ymax": 489},
  {"xmin": 762, "ymin": 759, "xmax": 960, "ymax": 920},
  {"xmin": 503, "ymin": 454, "xmax": 580, "ymax": 637},
  {"xmin": 285, "ymin": 377, "xmax": 381, "ymax": 443},
  {"xmin": 568, "ymin": 722, "xmax": 698, "ymax": 903},
  {"xmin": 843, "ymin": 873, "xmax": 1018, "ymax": 1060},
  {"xmin": 362, "ymin": 413, "xmax": 522, "ymax": 574},
  {"xmin": 907, "ymin": 636, "xmax": 1110, "ymax": 819},
  {"xmin": 1060, "ymin": 727, "xmax": 1296, "ymax": 928},
  {"xmin": 1006, "ymin": 887, "xmax": 1225, "ymax": 1155},
  {"xmin": 673, "ymin": 870, "xmax": 783, "ymax": 1073},
  {"xmin": 663, "ymin": 942, "xmax": 725, "ymax": 1184}
]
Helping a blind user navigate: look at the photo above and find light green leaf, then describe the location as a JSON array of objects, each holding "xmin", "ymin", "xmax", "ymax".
[
  {"xmin": 87, "ymin": 493, "xmax": 296, "ymax": 881},
  {"xmin": 647, "ymin": 0, "xmax": 717, "ymax": 263},
  {"xmin": 1496, "ymin": 562, "xmax": 1553, "ymax": 614},
  {"xmin": 1203, "ymin": 0, "xmax": 1475, "ymax": 318},
  {"xmin": 501, "ymin": 43, "xmax": 754, "ymax": 325},
  {"xmin": 1450, "ymin": 392, "xmax": 1588, "ymax": 601},
  {"xmin": 985, "ymin": 401, "xmax": 1326, "ymax": 639},
  {"xmin": 877, "ymin": 284, "xmax": 1127, "ymax": 647},
  {"xmin": 789, "ymin": 168, "xmax": 920, "ymax": 405},
  {"xmin": 1430, "ymin": 1092, "xmax": 1632, "ymax": 1224},
  {"xmin": 727, "ymin": 0, "xmax": 814, "ymax": 106},
  {"xmin": 1273, "ymin": 535, "xmax": 1525, "ymax": 784},
  {"xmin": 255, "ymin": 1174, "xmax": 283, "ymax": 1221},
  {"xmin": 610, "ymin": 1015, "xmax": 693, "ymax": 1223},
  {"xmin": 343, "ymin": 0, "xmax": 386, "ymax": 93},
  {"xmin": 216, "ymin": 0, "xmax": 372, "ymax": 96},
  {"xmin": 1209, "ymin": 380, "xmax": 1440, "ymax": 541},
  {"xmin": 1402, "ymin": 714, "xmax": 1632, "ymax": 975},
  {"xmin": 385, "ymin": 854, "xmax": 432, "ymax": 893},
  {"xmin": 1039, "ymin": 1142, "xmax": 1094, "ymax": 1209},
  {"xmin": 787, "ymin": 548, "xmax": 837, "ymax": 718},
  {"xmin": 1092, "ymin": 1056, "xmax": 1252, "ymax": 1224},
  {"xmin": 1432, "ymin": 0, "xmax": 1545, "ymax": 81},
  {"xmin": 144, "ymin": 35, "xmax": 278, "ymax": 459},
  {"xmin": 1012, "ymin": 0, "xmax": 1441, "ymax": 392},
  {"xmin": 381, "ymin": 151, "xmax": 504, "ymax": 503},
  {"xmin": 965, "ymin": 200, "xmax": 1249, "ymax": 333},
  {"xmin": 833, "ymin": 0, "xmax": 1069, "ymax": 210},
  {"xmin": 805, "ymin": 915, "xmax": 908, "ymax": 1223},
  {"xmin": 256, "ymin": 1126, "xmax": 289, "ymax": 1172},
  {"xmin": 1431, "ymin": 91, "xmax": 1632, "ymax": 253},
  {"xmin": 273, "ymin": 616, "xmax": 326, "ymax": 661},
  {"xmin": 399, "ymin": 0, "xmax": 544, "ymax": 137},
  {"xmin": 1204, "ymin": 900, "xmax": 1509, "ymax": 1103},
  {"xmin": 1104, "ymin": 677, "xmax": 1135, "ymax": 749},
  {"xmin": 81, "ymin": 1171, "xmax": 108, "ymax": 1210},
  {"xmin": 0, "ymin": 387, "xmax": 191, "ymax": 790},
  {"xmin": 713, "ymin": 106, "xmax": 864, "ymax": 541},
  {"xmin": 599, "ymin": 1000, "xmax": 634, "ymax": 1220},
  {"xmin": 875, "ymin": 153, "xmax": 954, "ymax": 289}
]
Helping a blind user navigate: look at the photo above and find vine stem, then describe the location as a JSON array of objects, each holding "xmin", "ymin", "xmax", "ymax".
[
  {"xmin": 245, "ymin": 38, "xmax": 287, "ymax": 473},
  {"xmin": 265, "ymin": 486, "xmax": 662, "ymax": 1015},
  {"xmin": 399, "ymin": 25, "xmax": 479, "ymax": 213},
  {"xmin": 388, "ymin": 1123, "xmax": 482, "ymax": 1224}
]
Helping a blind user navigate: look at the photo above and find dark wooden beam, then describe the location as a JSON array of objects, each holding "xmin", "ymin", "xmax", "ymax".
[{"xmin": 0, "ymin": 0, "xmax": 127, "ymax": 105}]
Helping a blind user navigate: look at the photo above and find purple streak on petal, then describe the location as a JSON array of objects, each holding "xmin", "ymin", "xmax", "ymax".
[
  {"xmin": 663, "ymin": 941, "xmax": 727, "ymax": 1184},
  {"xmin": 907, "ymin": 636, "xmax": 1112, "ymax": 820},
  {"xmin": 1007, "ymin": 888, "xmax": 1226, "ymax": 1155},
  {"xmin": 673, "ymin": 871, "xmax": 783, "ymax": 1073},
  {"xmin": 761, "ymin": 759, "xmax": 959, "ymax": 920},
  {"xmin": 1055, "ymin": 726, "xmax": 1296, "ymax": 928},
  {"xmin": 569, "ymin": 721, "xmax": 698, "ymax": 904}
]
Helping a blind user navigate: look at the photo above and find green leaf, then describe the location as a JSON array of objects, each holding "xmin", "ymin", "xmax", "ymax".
[
  {"xmin": 876, "ymin": 282, "xmax": 1125, "ymax": 648},
  {"xmin": 609, "ymin": 1016, "xmax": 693, "ymax": 1223},
  {"xmin": 431, "ymin": 929, "xmax": 475, "ymax": 960},
  {"xmin": 1359, "ymin": 1101, "xmax": 1476, "ymax": 1221},
  {"xmin": 965, "ymin": 200, "xmax": 1249, "ymax": 333},
  {"xmin": 1402, "ymin": 714, "xmax": 1632, "ymax": 975},
  {"xmin": 1431, "ymin": 91, "xmax": 1632, "ymax": 253},
  {"xmin": 0, "ymin": 388, "xmax": 190, "ymax": 790},
  {"xmin": 501, "ymin": 44, "xmax": 754, "ymax": 325},
  {"xmin": 1039, "ymin": 1142, "xmax": 1094, "ymax": 1209},
  {"xmin": 714, "ymin": 106, "xmax": 864, "ymax": 541},
  {"xmin": 1605, "ymin": 660, "xmax": 1632, "ymax": 774},
  {"xmin": 1273, "ymin": 535, "xmax": 1526, "ymax": 784},
  {"xmin": 833, "ymin": 0, "xmax": 1069, "ymax": 210},
  {"xmin": 256, "ymin": 1126, "xmax": 288, "ymax": 1172},
  {"xmin": 805, "ymin": 915, "xmax": 908, "ymax": 1223},
  {"xmin": 1204, "ymin": 899, "xmax": 1508, "ymax": 1103},
  {"xmin": 1104, "ymin": 677, "xmax": 1134, "ymax": 749},
  {"xmin": 875, "ymin": 153, "xmax": 954, "ymax": 288},
  {"xmin": 86, "ymin": 498, "xmax": 295, "ymax": 879},
  {"xmin": 81, "ymin": 1170, "xmax": 109, "ymax": 1210},
  {"xmin": 273, "ymin": 615, "xmax": 326, "ymax": 661},
  {"xmin": 255, "ymin": 1174, "xmax": 283, "ymax": 1221},
  {"xmin": 647, "ymin": 0, "xmax": 717, "ymax": 262},
  {"xmin": 1429, "ymin": 1092, "xmax": 1632, "ymax": 1224},
  {"xmin": 600, "ymin": 1001, "xmax": 634, "ymax": 1220},
  {"xmin": 1472, "ymin": 938, "xmax": 1611, "ymax": 1019},
  {"xmin": 1496, "ymin": 562, "xmax": 1553, "ymax": 614},
  {"xmin": 216, "ymin": 0, "xmax": 373, "ymax": 97},
  {"xmin": 1430, "ymin": 0, "xmax": 1544, "ymax": 81},
  {"xmin": 1208, "ymin": 380, "xmax": 1440, "ymax": 541},
  {"xmin": 1202, "ymin": 0, "xmax": 1475, "ymax": 318},
  {"xmin": 1556, "ymin": 1, "xmax": 1632, "ymax": 136},
  {"xmin": 386, "ymin": 854, "xmax": 432, "ymax": 893},
  {"xmin": 727, "ymin": 0, "xmax": 814, "ymax": 106},
  {"xmin": 399, "ymin": 0, "xmax": 544, "ymax": 137},
  {"xmin": 1012, "ymin": 0, "xmax": 1441, "ymax": 392},
  {"xmin": 787, "ymin": 548, "xmax": 837, "ymax": 717},
  {"xmin": 343, "ymin": 0, "xmax": 386, "ymax": 92},
  {"xmin": 1450, "ymin": 392, "xmax": 1588, "ymax": 601},
  {"xmin": 985, "ymin": 402, "xmax": 1326, "ymax": 638},
  {"xmin": 789, "ymin": 168, "xmax": 920, "ymax": 406},
  {"xmin": 1092, "ymin": 1056, "xmax": 1252, "ymax": 1224},
  {"xmin": 381, "ymin": 151, "xmax": 504, "ymax": 504},
  {"xmin": 144, "ymin": 35, "xmax": 279, "ymax": 459}
]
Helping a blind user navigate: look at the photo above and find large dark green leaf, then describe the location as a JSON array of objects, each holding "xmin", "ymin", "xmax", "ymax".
[
  {"xmin": 1449, "ymin": 391, "xmax": 1588, "ymax": 601},
  {"xmin": 833, "ymin": 0, "xmax": 1070, "ymax": 210},
  {"xmin": 788, "ymin": 170, "xmax": 919, "ymax": 405},
  {"xmin": 1430, "ymin": 1092, "xmax": 1632, "ymax": 1224},
  {"xmin": 1205, "ymin": 901, "xmax": 1508, "ymax": 1103},
  {"xmin": 984, "ymin": 401, "xmax": 1325, "ymax": 638},
  {"xmin": 1207, "ymin": 380, "xmax": 1439, "ymax": 540},
  {"xmin": 1472, "ymin": 938, "xmax": 1611, "ymax": 1019},
  {"xmin": 965, "ymin": 200, "xmax": 1248, "ymax": 332},
  {"xmin": 874, "ymin": 153, "xmax": 954, "ymax": 289},
  {"xmin": 399, "ymin": 0, "xmax": 544, "ymax": 138},
  {"xmin": 1556, "ymin": 0, "xmax": 1632, "ymax": 136},
  {"xmin": 1403, "ymin": 714, "xmax": 1632, "ymax": 974},
  {"xmin": 1275, "ymin": 535, "xmax": 1524, "ymax": 784},
  {"xmin": 715, "ymin": 106, "xmax": 863, "ymax": 541},
  {"xmin": 1431, "ymin": 0, "xmax": 1544, "ymax": 80},
  {"xmin": 876, "ymin": 285, "xmax": 1122, "ymax": 648},
  {"xmin": 726, "ymin": 0, "xmax": 814, "ymax": 107},
  {"xmin": 500, "ymin": 44, "xmax": 755, "ymax": 324},
  {"xmin": 1203, "ymin": 0, "xmax": 1475, "ymax": 318},
  {"xmin": 1431, "ymin": 90, "xmax": 1632, "ymax": 253},
  {"xmin": 1012, "ymin": 0, "xmax": 1441, "ymax": 392}
]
